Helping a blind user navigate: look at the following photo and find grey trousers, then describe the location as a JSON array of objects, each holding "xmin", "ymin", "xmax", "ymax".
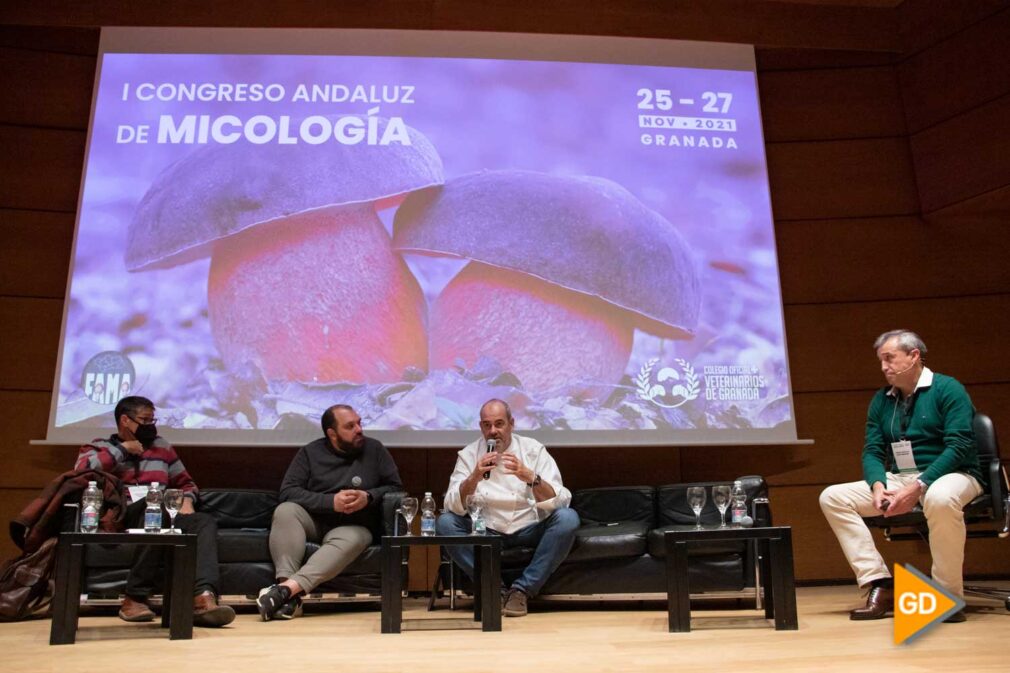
[{"xmin": 269, "ymin": 501, "xmax": 372, "ymax": 593}]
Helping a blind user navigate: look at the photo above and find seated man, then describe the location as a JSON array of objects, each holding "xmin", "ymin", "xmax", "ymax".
[
  {"xmin": 257, "ymin": 404, "xmax": 403, "ymax": 620},
  {"xmin": 437, "ymin": 398, "xmax": 580, "ymax": 617},
  {"xmin": 75, "ymin": 396, "xmax": 235, "ymax": 627},
  {"xmin": 819, "ymin": 330, "xmax": 983, "ymax": 622}
]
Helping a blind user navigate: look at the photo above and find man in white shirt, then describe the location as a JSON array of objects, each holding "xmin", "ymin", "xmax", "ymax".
[{"xmin": 437, "ymin": 399, "xmax": 580, "ymax": 617}]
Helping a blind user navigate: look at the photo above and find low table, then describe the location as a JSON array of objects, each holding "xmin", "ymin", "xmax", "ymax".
[
  {"xmin": 664, "ymin": 525, "xmax": 797, "ymax": 632},
  {"xmin": 381, "ymin": 534, "xmax": 501, "ymax": 633},
  {"xmin": 50, "ymin": 532, "xmax": 197, "ymax": 645}
]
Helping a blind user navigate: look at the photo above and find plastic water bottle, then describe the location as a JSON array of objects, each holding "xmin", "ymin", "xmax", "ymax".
[
  {"xmin": 420, "ymin": 492, "xmax": 437, "ymax": 537},
  {"xmin": 730, "ymin": 480, "xmax": 747, "ymax": 526},
  {"xmin": 145, "ymin": 482, "xmax": 163, "ymax": 533},
  {"xmin": 473, "ymin": 515, "xmax": 487, "ymax": 535},
  {"xmin": 80, "ymin": 481, "xmax": 101, "ymax": 533}
]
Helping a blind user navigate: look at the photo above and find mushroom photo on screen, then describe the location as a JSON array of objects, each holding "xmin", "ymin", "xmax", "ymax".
[
  {"xmin": 393, "ymin": 169, "xmax": 701, "ymax": 396},
  {"xmin": 125, "ymin": 117, "xmax": 444, "ymax": 385}
]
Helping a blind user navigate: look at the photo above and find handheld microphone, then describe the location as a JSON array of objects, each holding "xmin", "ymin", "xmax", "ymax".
[
  {"xmin": 483, "ymin": 439, "xmax": 496, "ymax": 480},
  {"xmin": 351, "ymin": 476, "xmax": 362, "ymax": 488}
]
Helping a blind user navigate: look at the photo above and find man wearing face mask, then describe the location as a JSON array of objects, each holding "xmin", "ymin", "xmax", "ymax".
[
  {"xmin": 819, "ymin": 330, "xmax": 983, "ymax": 622},
  {"xmin": 437, "ymin": 399, "xmax": 580, "ymax": 617},
  {"xmin": 256, "ymin": 404, "xmax": 403, "ymax": 621},
  {"xmin": 75, "ymin": 396, "xmax": 235, "ymax": 627}
]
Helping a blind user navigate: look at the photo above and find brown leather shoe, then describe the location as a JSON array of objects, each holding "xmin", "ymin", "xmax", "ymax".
[
  {"xmin": 193, "ymin": 591, "xmax": 236, "ymax": 627},
  {"xmin": 849, "ymin": 584, "xmax": 894, "ymax": 620},
  {"xmin": 119, "ymin": 595, "xmax": 156, "ymax": 622},
  {"xmin": 503, "ymin": 588, "xmax": 528, "ymax": 617}
]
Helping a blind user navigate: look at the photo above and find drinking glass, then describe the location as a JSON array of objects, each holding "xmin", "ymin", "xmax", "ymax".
[
  {"xmin": 163, "ymin": 489, "xmax": 184, "ymax": 534},
  {"xmin": 465, "ymin": 493, "xmax": 485, "ymax": 534},
  {"xmin": 712, "ymin": 485, "xmax": 732, "ymax": 528},
  {"xmin": 686, "ymin": 487, "xmax": 707, "ymax": 529},
  {"xmin": 399, "ymin": 497, "xmax": 418, "ymax": 536}
]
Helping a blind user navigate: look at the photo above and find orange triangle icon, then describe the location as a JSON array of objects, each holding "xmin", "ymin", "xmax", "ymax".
[{"xmin": 893, "ymin": 563, "xmax": 964, "ymax": 645}]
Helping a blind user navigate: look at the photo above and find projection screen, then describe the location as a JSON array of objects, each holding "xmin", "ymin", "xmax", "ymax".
[{"xmin": 46, "ymin": 27, "xmax": 797, "ymax": 447}]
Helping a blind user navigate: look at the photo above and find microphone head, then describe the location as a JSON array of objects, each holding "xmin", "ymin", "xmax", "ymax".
[
  {"xmin": 486, "ymin": 438, "xmax": 496, "ymax": 451},
  {"xmin": 351, "ymin": 476, "xmax": 362, "ymax": 488}
]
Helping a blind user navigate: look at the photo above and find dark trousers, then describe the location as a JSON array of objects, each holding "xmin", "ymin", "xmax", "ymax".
[{"xmin": 123, "ymin": 500, "xmax": 220, "ymax": 598}]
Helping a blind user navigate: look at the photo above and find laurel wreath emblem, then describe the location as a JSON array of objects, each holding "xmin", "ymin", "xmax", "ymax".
[{"xmin": 636, "ymin": 358, "xmax": 700, "ymax": 408}]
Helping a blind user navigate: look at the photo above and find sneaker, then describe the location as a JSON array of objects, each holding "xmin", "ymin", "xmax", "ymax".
[
  {"xmin": 275, "ymin": 595, "xmax": 303, "ymax": 620},
  {"xmin": 119, "ymin": 595, "xmax": 155, "ymax": 622},
  {"xmin": 503, "ymin": 587, "xmax": 528, "ymax": 617},
  {"xmin": 193, "ymin": 590, "xmax": 236, "ymax": 627},
  {"xmin": 257, "ymin": 584, "xmax": 292, "ymax": 621}
]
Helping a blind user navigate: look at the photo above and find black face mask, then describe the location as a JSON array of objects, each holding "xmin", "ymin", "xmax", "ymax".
[{"xmin": 134, "ymin": 423, "xmax": 158, "ymax": 446}]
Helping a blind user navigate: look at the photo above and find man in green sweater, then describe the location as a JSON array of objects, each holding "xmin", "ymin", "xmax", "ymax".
[{"xmin": 819, "ymin": 330, "xmax": 983, "ymax": 622}]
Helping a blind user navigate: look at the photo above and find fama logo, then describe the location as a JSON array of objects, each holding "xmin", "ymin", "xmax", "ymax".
[{"xmin": 636, "ymin": 358, "xmax": 700, "ymax": 409}]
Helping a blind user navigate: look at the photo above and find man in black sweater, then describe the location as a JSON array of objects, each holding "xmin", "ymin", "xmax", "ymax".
[{"xmin": 256, "ymin": 404, "xmax": 402, "ymax": 620}]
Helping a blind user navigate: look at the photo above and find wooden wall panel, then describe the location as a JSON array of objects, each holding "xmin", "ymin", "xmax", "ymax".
[
  {"xmin": 0, "ymin": 126, "xmax": 85, "ymax": 212},
  {"xmin": 775, "ymin": 215, "xmax": 1010, "ymax": 304},
  {"xmin": 925, "ymin": 182, "xmax": 1010, "ymax": 221},
  {"xmin": 766, "ymin": 138, "xmax": 918, "ymax": 220},
  {"xmin": 756, "ymin": 47, "xmax": 897, "ymax": 71},
  {"xmin": 759, "ymin": 66, "xmax": 904, "ymax": 142},
  {"xmin": 785, "ymin": 294, "xmax": 1010, "ymax": 393},
  {"xmin": 899, "ymin": 7, "xmax": 1010, "ymax": 133},
  {"xmin": 909, "ymin": 93, "xmax": 1010, "ymax": 213},
  {"xmin": 0, "ymin": 296, "xmax": 64, "ymax": 391},
  {"xmin": 0, "ymin": 0, "xmax": 899, "ymax": 51},
  {"xmin": 0, "ymin": 46, "xmax": 94, "ymax": 128},
  {"xmin": 899, "ymin": 0, "xmax": 1010, "ymax": 56},
  {"xmin": 0, "ymin": 25, "xmax": 99, "ymax": 55},
  {"xmin": 0, "ymin": 391, "xmax": 74, "ymax": 489},
  {"xmin": 0, "ymin": 209, "xmax": 75, "ymax": 298}
]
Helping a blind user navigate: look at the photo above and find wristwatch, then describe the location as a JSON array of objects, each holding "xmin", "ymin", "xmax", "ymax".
[{"xmin": 527, "ymin": 473, "xmax": 542, "ymax": 488}]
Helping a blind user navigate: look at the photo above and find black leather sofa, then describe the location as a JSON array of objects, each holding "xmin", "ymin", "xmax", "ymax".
[
  {"xmin": 79, "ymin": 489, "xmax": 406, "ymax": 600},
  {"xmin": 438, "ymin": 476, "xmax": 770, "ymax": 601},
  {"xmin": 77, "ymin": 476, "xmax": 769, "ymax": 605}
]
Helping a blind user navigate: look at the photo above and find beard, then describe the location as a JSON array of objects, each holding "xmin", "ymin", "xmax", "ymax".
[{"xmin": 335, "ymin": 434, "xmax": 366, "ymax": 457}]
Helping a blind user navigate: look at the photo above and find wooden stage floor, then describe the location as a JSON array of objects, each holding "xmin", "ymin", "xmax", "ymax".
[{"xmin": 3, "ymin": 585, "xmax": 1008, "ymax": 672}]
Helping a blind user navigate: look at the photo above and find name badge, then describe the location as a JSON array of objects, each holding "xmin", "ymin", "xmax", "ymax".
[
  {"xmin": 127, "ymin": 485, "xmax": 150, "ymax": 503},
  {"xmin": 891, "ymin": 440, "xmax": 917, "ymax": 473}
]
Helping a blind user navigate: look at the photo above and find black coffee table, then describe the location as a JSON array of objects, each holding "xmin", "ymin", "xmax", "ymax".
[
  {"xmin": 664, "ymin": 525, "xmax": 797, "ymax": 632},
  {"xmin": 381, "ymin": 534, "xmax": 502, "ymax": 633},
  {"xmin": 50, "ymin": 531, "xmax": 197, "ymax": 645}
]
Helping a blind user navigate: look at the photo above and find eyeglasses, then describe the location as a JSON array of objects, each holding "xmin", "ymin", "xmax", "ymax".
[{"xmin": 129, "ymin": 416, "xmax": 158, "ymax": 426}]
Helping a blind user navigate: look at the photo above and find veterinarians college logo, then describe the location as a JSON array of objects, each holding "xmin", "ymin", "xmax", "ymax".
[{"xmin": 636, "ymin": 358, "xmax": 700, "ymax": 409}]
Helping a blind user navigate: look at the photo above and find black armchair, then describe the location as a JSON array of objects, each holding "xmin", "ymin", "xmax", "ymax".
[{"xmin": 862, "ymin": 412, "xmax": 1010, "ymax": 610}]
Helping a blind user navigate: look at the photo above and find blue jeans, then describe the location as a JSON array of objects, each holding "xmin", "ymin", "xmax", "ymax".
[{"xmin": 436, "ymin": 508, "xmax": 580, "ymax": 597}]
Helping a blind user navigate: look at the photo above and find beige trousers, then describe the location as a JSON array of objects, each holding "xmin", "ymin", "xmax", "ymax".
[
  {"xmin": 268, "ymin": 501, "xmax": 372, "ymax": 594},
  {"xmin": 819, "ymin": 471, "xmax": 982, "ymax": 597}
]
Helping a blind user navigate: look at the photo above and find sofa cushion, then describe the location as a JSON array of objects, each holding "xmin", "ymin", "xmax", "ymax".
[
  {"xmin": 200, "ymin": 489, "xmax": 278, "ymax": 528},
  {"xmin": 571, "ymin": 486, "xmax": 655, "ymax": 525},
  {"xmin": 216, "ymin": 528, "xmax": 270, "ymax": 563},
  {"xmin": 566, "ymin": 521, "xmax": 650, "ymax": 563}
]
